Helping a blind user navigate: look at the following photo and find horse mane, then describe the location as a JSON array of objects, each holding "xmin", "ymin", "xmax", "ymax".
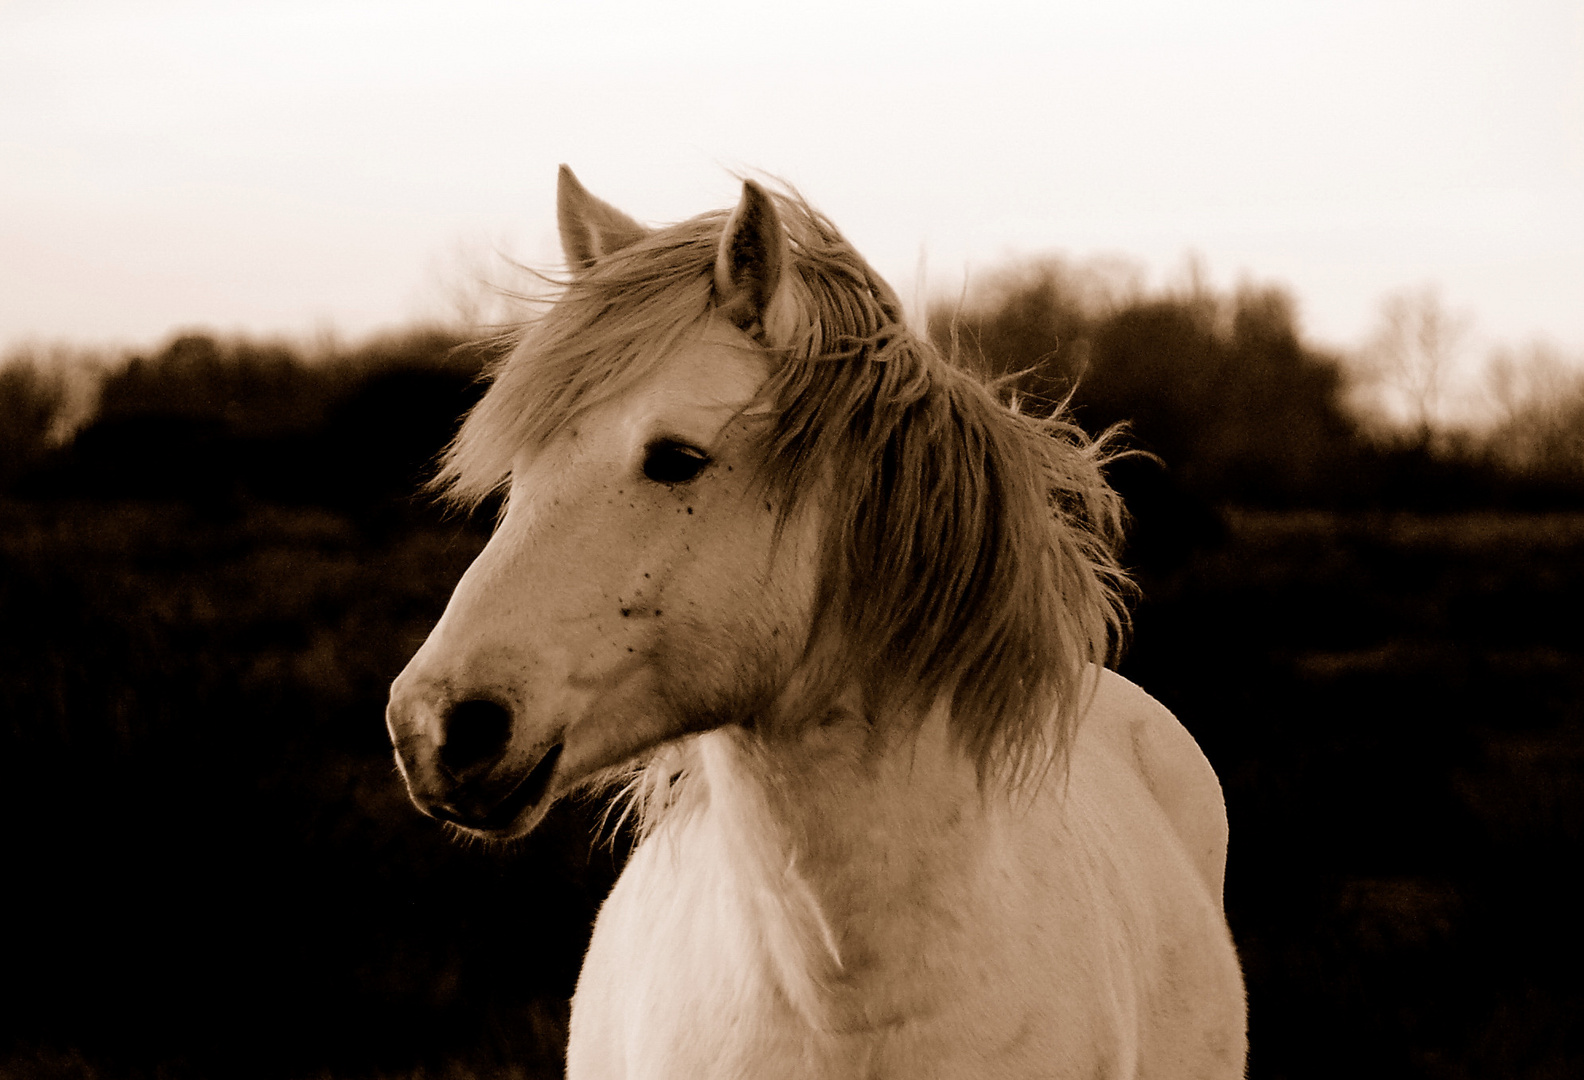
[{"xmin": 435, "ymin": 183, "xmax": 1131, "ymax": 791}]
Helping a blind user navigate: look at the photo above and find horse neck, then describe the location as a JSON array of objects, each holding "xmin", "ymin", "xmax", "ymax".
[{"xmin": 690, "ymin": 700, "xmax": 1000, "ymax": 1020}]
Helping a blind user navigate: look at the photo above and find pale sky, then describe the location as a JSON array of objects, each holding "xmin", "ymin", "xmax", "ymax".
[{"xmin": 3, "ymin": 0, "xmax": 1581, "ymax": 364}]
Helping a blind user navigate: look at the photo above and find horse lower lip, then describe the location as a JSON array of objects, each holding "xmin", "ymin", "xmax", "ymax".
[{"xmin": 472, "ymin": 743, "xmax": 563, "ymax": 833}]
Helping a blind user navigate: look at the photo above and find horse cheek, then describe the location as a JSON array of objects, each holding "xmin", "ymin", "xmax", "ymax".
[{"xmin": 655, "ymin": 505, "xmax": 811, "ymax": 728}]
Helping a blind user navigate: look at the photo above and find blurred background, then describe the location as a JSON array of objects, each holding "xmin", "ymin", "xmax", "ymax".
[{"xmin": 3, "ymin": 2, "xmax": 1581, "ymax": 1078}]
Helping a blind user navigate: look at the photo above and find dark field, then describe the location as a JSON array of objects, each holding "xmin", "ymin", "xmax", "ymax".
[
  {"xmin": 3, "ymin": 309, "xmax": 1581, "ymax": 1078},
  {"xmin": 3, "ymin": 493, "xmax": 1579, "ymax": 1078}
]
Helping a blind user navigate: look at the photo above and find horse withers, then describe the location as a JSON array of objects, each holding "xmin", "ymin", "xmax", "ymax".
[{"xmin": 385, "ymin": 166, "xmax": 1247, "ymax": 1079}]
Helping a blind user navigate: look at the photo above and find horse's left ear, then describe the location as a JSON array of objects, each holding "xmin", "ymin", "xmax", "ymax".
[
  {"xmin": 715, "ymin": 180, "xmax": 797, "ymax": 345},
  {"xmin": 557, "ymin": 164, "xmax": 649, "ymax": 271}
]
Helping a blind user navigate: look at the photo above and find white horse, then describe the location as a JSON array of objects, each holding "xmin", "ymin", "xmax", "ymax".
[{"xmin": 386, "ymin": 166, "xmax": 1246, "ymax": 1078}]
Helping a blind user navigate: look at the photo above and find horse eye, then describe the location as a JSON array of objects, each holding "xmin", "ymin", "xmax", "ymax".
[{"xmin": 641, "ymin": 439, "xmax": 711, "ymax": 485}]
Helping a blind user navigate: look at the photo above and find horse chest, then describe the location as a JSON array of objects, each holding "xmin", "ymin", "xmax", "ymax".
[
  {"xmin": 569, "ymin": 816, "xmax": 837, "ymax": 1078},
  {"xmin": 566, "ymin": 794, "xmax": 1142, "ymax": 1079}
]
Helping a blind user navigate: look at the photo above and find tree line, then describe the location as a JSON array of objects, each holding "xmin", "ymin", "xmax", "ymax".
[
  {"xmin": 929, "ymin": 259, "xmax": 1584, "ymax": 508},
  {"xmin": 4, "ymin": 264, "xmax": 1581, "ymax": 510}
]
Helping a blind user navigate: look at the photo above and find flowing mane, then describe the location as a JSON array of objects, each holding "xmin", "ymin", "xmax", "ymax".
[{"xmin": 436, "ymin": 184, "xmax": 1130, "ymax": 790}]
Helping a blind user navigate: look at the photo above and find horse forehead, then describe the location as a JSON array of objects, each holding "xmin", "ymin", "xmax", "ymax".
[
  {"xmin": 508, "ymin": 320, "xmax": 771, "ymax": 479},
  {"xmin": 626, "ymin": 319, "xmax": 771, "ymax": 422}
]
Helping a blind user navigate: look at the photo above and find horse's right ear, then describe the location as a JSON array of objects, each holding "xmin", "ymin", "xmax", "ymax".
[{"xmin": 557, "ymin": 165, "xmax": 648, "ymax": 271}]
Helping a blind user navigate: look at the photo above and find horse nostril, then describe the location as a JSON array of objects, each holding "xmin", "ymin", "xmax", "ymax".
[{"xmin": 438, "ymin": 698, "xmax": 514, "ymax": 779}]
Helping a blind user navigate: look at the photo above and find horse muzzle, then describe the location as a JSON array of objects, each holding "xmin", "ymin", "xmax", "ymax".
[{"xmin": 386, "ymin": 683, "xmax": 565, "ymax": 838}]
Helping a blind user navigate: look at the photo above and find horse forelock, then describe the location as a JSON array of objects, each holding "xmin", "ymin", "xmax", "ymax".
[
  {"xmin": 436, "ymin": 183, "xmax": 1131, "ymax": 789},
  {"xmin": 433, "ymin": 211, "xmax": 731, "ymax": 505}
]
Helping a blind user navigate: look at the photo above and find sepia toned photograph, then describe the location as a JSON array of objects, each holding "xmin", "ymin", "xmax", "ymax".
[{"xmin": 3, "ymin": 3, "xmax": 1580, "ymax": 1077}]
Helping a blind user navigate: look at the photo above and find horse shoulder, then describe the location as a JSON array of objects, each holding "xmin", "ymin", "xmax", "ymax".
[
  {"xmin": 1080, "ymin": 668, "xmax": 1230, "ymax": 905},
  {"xmin": 1054, "ymin": 671, "xmax": 1247, "ymax": 1077}
]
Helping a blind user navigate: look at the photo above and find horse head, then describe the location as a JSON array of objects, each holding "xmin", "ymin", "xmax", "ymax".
[{"xmin": 386, "ymin": 169, "xmax": 819, "ymax": 838}]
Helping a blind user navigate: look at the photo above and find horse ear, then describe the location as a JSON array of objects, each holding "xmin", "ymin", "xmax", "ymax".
[
  {"xmin": 715, "ymin": 180, "xmax": 797, "ymax": 345},
  {"xmin": 557, "ymin": 165, "xmax": 648, "ymax": 271}
]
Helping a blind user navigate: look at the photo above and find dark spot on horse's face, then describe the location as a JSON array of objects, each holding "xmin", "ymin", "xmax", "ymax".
[
  {"xmin": 654, "ymin": 609, "xmax": 662, "ymax": 617},
  {"xmin": 620, "ymin": 608, "xmax": 632, "ymax": 617},
  {"xmin": 686, "ymin": 507, "xmax": 694, "ymax": 515}
]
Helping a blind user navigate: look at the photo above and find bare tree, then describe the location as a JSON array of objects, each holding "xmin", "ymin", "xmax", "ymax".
[
  {"xmin": 422, "ymin": 239, "xmax": 546, "ymax": 334},
  {"xmin": 1484, "ymin": 341, "xmax": 1584, "ymax": 476},
  {"xmin": 1364, "ymin": 285, "xmax": 1471, "ymax": 446}
]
